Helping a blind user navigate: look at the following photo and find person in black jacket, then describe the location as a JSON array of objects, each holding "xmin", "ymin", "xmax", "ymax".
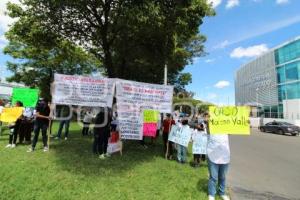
[{"xmin": 93, "ymin": 108, "xmax": 111, "ymax": 159}]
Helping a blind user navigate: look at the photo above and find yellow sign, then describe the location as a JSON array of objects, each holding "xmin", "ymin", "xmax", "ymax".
[
  {"xmin": 0, "ymin": 107, "xmax": 23, "ymax": 123},
  {"xmin": 143, "ymin": 110, "xmax": 159, "ymax": 123},
  {"xmin": 208, "ymin": 106, "xmax": 250, "ymax": 135}
]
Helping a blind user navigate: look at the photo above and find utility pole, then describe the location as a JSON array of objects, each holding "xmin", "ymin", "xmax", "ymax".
[{"xmin": 164, "ymin": 64, "xmax": 167, "ymax": 85}]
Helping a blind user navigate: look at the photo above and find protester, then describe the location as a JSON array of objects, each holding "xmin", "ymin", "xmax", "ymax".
[
  {"xmin": 205, "ymin": 113, "xmax": 231, "ymax": 200},
  {"xmin": 162, "ymin": 114, "xmax": 175, "ymax": 159},
  {"xmin": 5, "ymin": 101, "xmax": 23, "ymax": 148},
  {"xmin": 191, "ymin": 123, "xmax": 206, "ymax": 167},
  {"xmin": 27, "ymin": 98, "xmax": 51, "ymax": 152},
  {"xmin": 177, "ymin": 119, "xmax": 189, "ymax": 164},
  {"xmin": 82, "ymin": 109, "xmax": 93, "ymax": 136},
  {"xmin": 93, "ymin": 108, "xmax": 111, "ymax": 159},
  {"xmin": 55, "ymin": 105, "xmax": 72, "ymax": 140},
  {"xmin": 19, "ymin": 107, "xmax": 34, "ymax": 144}
]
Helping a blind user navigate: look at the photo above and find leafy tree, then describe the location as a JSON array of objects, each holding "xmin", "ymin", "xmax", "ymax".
[
  {"xmin": 4, "ymin": 2, "xmax": 102, "ymax": 99},
  {"xmin": 13, "ymin": 0, "xmax": 214, "ymax": 84}
]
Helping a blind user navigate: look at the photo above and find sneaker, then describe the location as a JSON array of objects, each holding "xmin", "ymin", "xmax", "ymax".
[
  {"xmin": 27, "ymin": 148, "xmax": 34, "ymax": 153},
  {"xmin": 208, "ymin": 195, "xmax": 215, "ymax": 200},
  {"xmin": 105, "ymin": 153, "xmax": 111, "ymax": 157},
  {"xmin": 99, "ymin": 154, "xmax": 105, "ymax": 160},
  {"xmin": 221, "ymin": 195, "xmax": 230, "ymax": 200},
  {"xmin": 43, "ymin": 147, "xmax": 49, "ymax": 152},
  {"xmin": 5, "ymin": 144, "xmax": 12, "ymax": 148},
  {"xmin": 11, "ymin": 144, "xmax": 16, "ymax": 148},
  {"xmin": 54, "ymin": 137, "xmax": 60, "ymax": 140},
  {"xmin": 64, "ymin": 137, "xmax": 68, "ymax": 141}
]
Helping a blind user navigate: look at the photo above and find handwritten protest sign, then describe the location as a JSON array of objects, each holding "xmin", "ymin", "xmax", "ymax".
[
  {"xmin": 116, "ymin": 80, "xmax": 173, "ymax": 140},
  {"xmin": 143, "ymin": 110, "xmax": 159, "ymax": 123},
  {"xmin": 192, "ymin": 131, "xmax": 208, "ymax": 154},
  {"xmin": 0, "ymin": 107, "xmax": 23, "ymax": 123},
  {"xmin": 168, "ymin": 125, "xmax": 192, "ymax": 147},
  {"xmin": 12, "ymin": 88, "xmax": 39, "ymax": 107},
  {"xmin": 209, "ymin": 106, "xmax": 250, "ymax": 135},
  {"xmin": 52, "ymin": 74, "xmax": 115, "ymax": 107},
  {"xmin": 143, "ymin": 123, "xmax": 157, "ymax": 137}
]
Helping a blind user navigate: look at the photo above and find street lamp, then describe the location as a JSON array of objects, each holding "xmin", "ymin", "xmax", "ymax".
[{"xmin": 256, "ymin": 87, "xmax": 259, "ymax": 117}]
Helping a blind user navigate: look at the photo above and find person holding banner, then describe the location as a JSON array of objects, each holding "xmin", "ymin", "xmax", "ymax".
[
  {"xmin": 206, "ymin": 113, "xmax": 231, "ymax": 200},
  {"xmin": 55, "ymin": 105, "xmax": 72, "ymax": 140},
  {"xmin": 191, "ymin": 123, "xmax": 207, "ymax": 167},
  {"xmin": 93, "ymin": 108, "xmax": 111, "ymax": 159},
  {"xmin": 177, "ymin": 119, "xmax": 189, "ymax": 164},
  {"xmin": 27, "ymin": 98, "xmax": 51, "ymax": 152},
  {"xmin": 162, "ymin": 114, "xmax": 175, "ymax": 159},
  {"xmin": 5, "ymin": 101, "xmax": 24, "ymax": 148}
]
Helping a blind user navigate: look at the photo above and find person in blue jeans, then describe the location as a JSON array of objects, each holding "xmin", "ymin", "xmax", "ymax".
[
  {"xmin": 177, "ymin": 119, "xmax": 189, "ymax": 163},
  {"xmin": 205, "ymin": 113, "xmax": 231, "ymax": 200},
  {"xmin": 55, "ymin": 105, "xmax": 72, "ymax": 140}
]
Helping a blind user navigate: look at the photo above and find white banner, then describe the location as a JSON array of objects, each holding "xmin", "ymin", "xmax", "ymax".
[
  {"xmin": 116, "ymin": 80, "xmax": 173, "ymax": 140},
  {"xmin": 52, "ymin": 74, "xmax": 115, "ymax": 107},
  {"xmin": 168, "ymin": 125, "xmax": 192, "ymax": 147},
  {"xmin": 192, "ymin": 130, "xmax": 208, "ymax": 155}
]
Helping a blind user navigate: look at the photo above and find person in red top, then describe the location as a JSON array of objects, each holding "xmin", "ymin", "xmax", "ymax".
[{"xmin": 162, "ymin": 113, "xmax": 175, "ymax": 159}]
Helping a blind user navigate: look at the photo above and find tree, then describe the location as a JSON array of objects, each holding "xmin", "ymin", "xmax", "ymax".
[
  {"xmin": 4, "ymin": 2, "xmax": 102, "ymax": 99},
  {"xmin": 12, "ymin": 0, "xmax": 214, "ymax": 84}
]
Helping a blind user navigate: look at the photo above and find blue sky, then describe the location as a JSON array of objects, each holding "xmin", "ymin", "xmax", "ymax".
[
  {"xmin": 1, "ymin": 0, "xmax": 300, "ymax": 105},
  {"xmin": 184, "ymin": 0, "xmax": 300, "ymax": 105}
]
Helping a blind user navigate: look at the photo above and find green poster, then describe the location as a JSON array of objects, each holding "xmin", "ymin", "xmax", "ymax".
[{"xmin": 12, "ymin": 88, "xmax": 39, "ymax": 107}]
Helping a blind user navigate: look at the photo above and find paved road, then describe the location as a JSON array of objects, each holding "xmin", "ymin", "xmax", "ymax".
[{"xmin": 228, "ymin": 129, "xmax": 300, "ymax": 200}]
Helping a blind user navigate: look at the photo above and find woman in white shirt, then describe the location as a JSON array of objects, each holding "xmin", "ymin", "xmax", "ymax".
[{"xmin": 204, "ymin": 113, "xmax": 231, "ymax": 200}]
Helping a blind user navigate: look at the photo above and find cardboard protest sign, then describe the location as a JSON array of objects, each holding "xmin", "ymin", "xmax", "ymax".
[
  {"xmin": 192, "ymin": 131, "xmax": 208, "ymax": 154},
  {"xmin": 208, "ymin": 106, "xmax": 250, "ymax": 135},
  {"xmin": 116, "ymin": 80, "xmax": 173, "ymax": 140},
  {"xmin": 143, "ymin": 123, "xmax": 157, "ymax": 137},
  {"xmin": 52, "ymin": 74, "xmax": 115, "ymax": 107},
  {"xmin": 143, "ymin": 110, "xmax": 159, "ymax": 123},
  {"xmin": 0, "ymin": 107, "xmax": 23, "ymax": 123},
  {"xmin": 168, "ymin": 125, "xmax": 192, "ymax": 147},
  {"xmin": 12, "ymin": 88, "xmax": 39, "ymax": 107}
]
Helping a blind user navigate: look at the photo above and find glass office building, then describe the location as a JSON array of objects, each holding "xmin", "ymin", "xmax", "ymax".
[{"xmin": 235, "ymin": 37, "xmax": 300, "ymax": 119}]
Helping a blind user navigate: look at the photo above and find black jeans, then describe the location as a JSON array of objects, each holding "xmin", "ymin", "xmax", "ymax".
[
  {"xmin": 32, "ymin": 121, "xmax": 48, "ymax": 149},
  {"xmin": 93, "ymin": 132, "xmax": 109, "ymax": 155},
  {"xmin": 8, "ymin": 120, "xmax": 21, "ymax": 144},
  {"xmin": 82, "ymin": 122, "xmax": 90, "ymax": 136},
  {"xmin": 163, "ymin": 132, "xmax": 173, "ymax": 157},
  {"xmin": 19, "ymin": 120, "xmax": 33, "ymax": 143}
]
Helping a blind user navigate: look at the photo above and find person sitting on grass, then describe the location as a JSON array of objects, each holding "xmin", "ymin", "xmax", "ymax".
[
  {"xmin": 177, "ymin": 119, "xmax": 189, "ymax": 164},
  {"xmin": 5, "ymin": 101, "xmax": 23, "ymax": 148},
  {"xmin": 205, "ymin": 113, "xmax": 231, "ymax": 200},
  {"xmin": 27, "ymin": 98, "xmax": 51, "ymax": 152}
]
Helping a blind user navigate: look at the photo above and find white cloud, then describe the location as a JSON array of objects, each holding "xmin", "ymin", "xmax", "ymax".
[
  {"xmin": 214, "ymin": 40, "xmax": 229, "ymax": 49},
  {"xmin": 204, "ymin": 59, "xmax": 215, "ymax": 63},
  {"xmin": 276, "ymin": 0, "xmax": 289, "ymax": 5},
  {"xmin": 0, "ymin": 0, "xmax": 20, "ymax": 32},
  {"xmin": 0, "ymin": 35, "xmax": 7, "ymax": 49},
  {"xmin": 207, "ymin": 93, "xmax": 218, "ymax": 100},
  {"xmin": 230, "ymin": 44, "xmax": 269, "ymax": 58},
  {"xmin": 226, "ymin": 0, "xmax": 239, "ymax": 9},
  {"xmin": 214, "ymin": 81, "xmax": 230, "ymax": 89},
  {"xmin": 207, "ymin": 0, "xmax": 222, "ymax": 8}
]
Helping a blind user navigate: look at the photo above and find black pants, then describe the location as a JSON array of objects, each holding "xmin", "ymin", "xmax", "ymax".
[
  {"xmin": 19, "ymin": 120, "xmax": 33, "ymax": 143},
  {"xmin": 194, "ymin": 154, "xmax": 201, "ymax": 164},
  {"xmin": 8, "ymin": 121, "xmax": 21, "ymax": 144},
  {"xmin": 82, "ymin": 122, "xmax": 90, "ymax": 136},
  {"xmin": 93, "ymin": 133, "xmax": 109, "ymax": 155},
  {"xmin": 163, "ymin": 132, "xmax": 173, "ymax": 157},
  {"xmin": 32, "ymin": 121, "xmax": 48, "ymax": 149}
]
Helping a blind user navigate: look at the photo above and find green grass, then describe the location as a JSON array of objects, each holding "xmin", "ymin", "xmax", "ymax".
[{"xmin": 0, "ymin": 122, "xmax": 216, "ymax": 200}]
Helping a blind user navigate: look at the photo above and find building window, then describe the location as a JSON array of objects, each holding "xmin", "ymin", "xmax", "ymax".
[
  {"xmin": 277, "ymin": 66, "xmax": 285, "ymax": 83},
  {"xmin": 275, "ymin": 39, "xmax": 300, "ymax": 65},
  {"xmin": 285, "ymin": 62, "xmax": 299, "ymax": 82}
]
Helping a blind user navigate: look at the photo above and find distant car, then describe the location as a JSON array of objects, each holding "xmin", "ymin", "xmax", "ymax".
[{"xmin": 260, "ymin": 121, "xmax": 300, "ymax": 136}]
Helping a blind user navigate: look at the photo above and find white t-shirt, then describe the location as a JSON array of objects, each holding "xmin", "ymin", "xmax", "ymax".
[
  {"xmin": 83, "ymin": 112, "xmax": 93, "ymax": 123},
  {"xmin": 207, "ymin": 134, "xmax": 230, "ymax": 164},
  {"xmin": 0, "ymin": 106, "xmax": 3, "ymax": 114}
]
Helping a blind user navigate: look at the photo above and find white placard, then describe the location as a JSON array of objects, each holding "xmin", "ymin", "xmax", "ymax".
[
  {"xmin": 192, "ymin": 130, "xmax": 208, "ymax": 155},
  {"xmin": 168, "ymin": 125, "xmax": 192, "ymax": 147},
  {"xmin": 52, "ymin": 74, "xmax": 115, "ymax": 107},
  {"xmin": 116, "ymin": 80, "xmax": 173, "ymax": 140}
]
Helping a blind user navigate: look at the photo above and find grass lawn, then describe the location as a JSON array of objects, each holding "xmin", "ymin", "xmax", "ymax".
[{"xmin": 0, "ymin": 122, "xmax": 220, "ymax": 200}]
